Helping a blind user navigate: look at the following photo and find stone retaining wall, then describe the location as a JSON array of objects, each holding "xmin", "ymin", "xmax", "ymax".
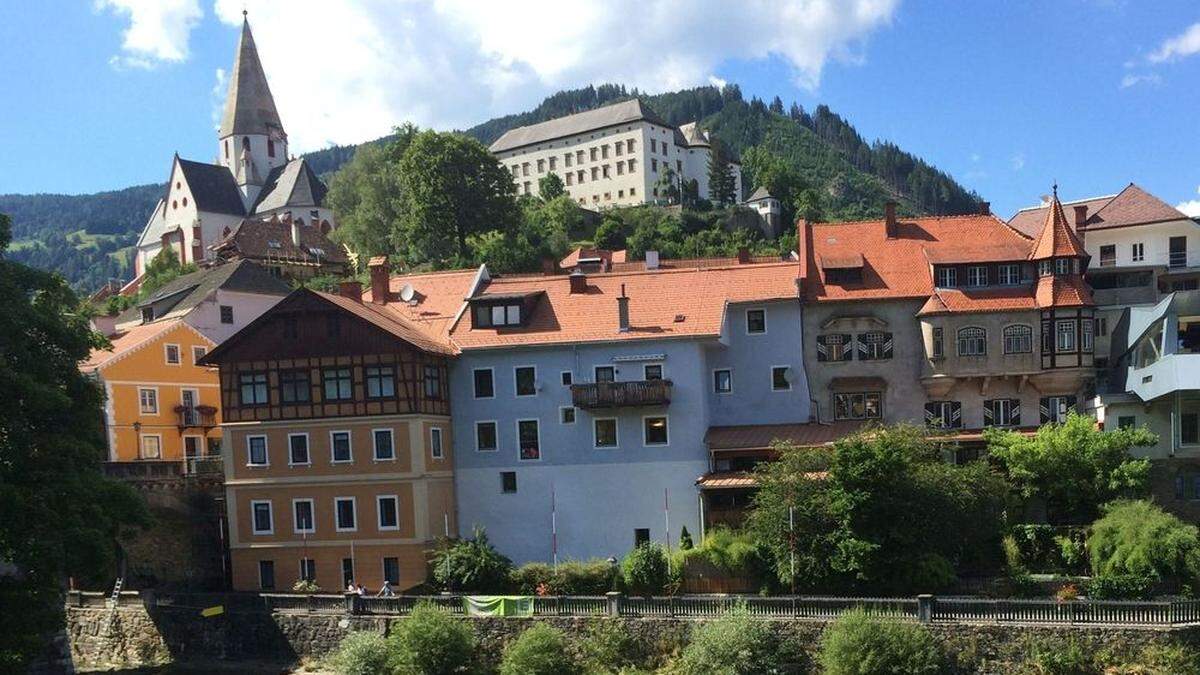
[{"xmin": 65, "ymin": 601, "xmax": 1200, "ymax": 673}]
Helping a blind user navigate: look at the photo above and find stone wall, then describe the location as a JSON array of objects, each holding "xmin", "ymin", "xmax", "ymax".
[{"xmin": 64, "ymin": 598, "xmax": 1200, "ymax": 673}]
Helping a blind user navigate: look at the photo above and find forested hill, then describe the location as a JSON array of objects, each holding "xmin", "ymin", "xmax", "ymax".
[{"xmin": 5, "ymin": 82, "xmax": 978, "ymax": 290}]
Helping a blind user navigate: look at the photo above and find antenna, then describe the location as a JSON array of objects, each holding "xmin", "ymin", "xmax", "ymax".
[{"xmin": 399, "ymin": 283, "xmax": 416, "ymax": 303}]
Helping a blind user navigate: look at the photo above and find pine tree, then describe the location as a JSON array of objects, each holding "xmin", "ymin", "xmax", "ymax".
[
  {"xmin": 707, "ymin": 140, "xmax": 737, "ymax": 206},
  {"xmin": 770, "ymin": 96, "xmax": 784, "ymax": 114}
]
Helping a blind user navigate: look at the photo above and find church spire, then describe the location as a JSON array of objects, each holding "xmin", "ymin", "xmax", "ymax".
[{"xmin": 218, "ymin": 15, "xmax": 284, "ymax": 140}]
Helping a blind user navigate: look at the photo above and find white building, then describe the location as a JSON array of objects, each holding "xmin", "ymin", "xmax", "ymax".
[
  {"xmin": 132, "ymin": 15, "xmax": 336, "ymax": 286},
  {"xmin": 745, "ymin": 186, "xmax": 783, "ymax": 237},
  {"xmin": 489, "ymin": 99, "xmax": 742, "ymax": 209}
]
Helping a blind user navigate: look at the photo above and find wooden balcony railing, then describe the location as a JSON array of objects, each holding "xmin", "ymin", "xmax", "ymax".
[
  {"xmin": 175, "ymin": 405, "xmax": 217, "ymax": 428},
  {"xmin": 571, "ymin": 379, "xmax": 672, "ymax": 409}
]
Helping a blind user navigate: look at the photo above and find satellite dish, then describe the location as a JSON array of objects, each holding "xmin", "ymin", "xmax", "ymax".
[{"xmin": 400, "ymin": 283, "xmax": 416, "ymax": 302}]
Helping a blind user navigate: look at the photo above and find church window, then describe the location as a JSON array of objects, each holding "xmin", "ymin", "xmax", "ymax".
[
  {"xmin": 172, "ymin": 200, "xmax": 178, "ymax": 210},
  {"xmin": 175, "ymin": 181, "xmax": 181, "ymax": 189},
  {"xmin": 182, "ymin": 197, "xmax": 188, "ymax": 207},
  {"xmin": 223, "ymin": 140, "xmax": 229, "ymax": 159},
  {"xmin": 242, "ymin": 136, "xmax": 250, "ymax": 153},
  {"xmin": 267, "ymin": 139, "xmax": 275, "ymax": 158}
]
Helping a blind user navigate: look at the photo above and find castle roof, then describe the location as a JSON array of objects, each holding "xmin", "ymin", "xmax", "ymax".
[
  {"xmin": 219, "ymin": 17, "xmax": 284, "ymax": 139},
  {"xmin": 489, "ymin": 99, "xmax": 672, "ymax": 153}
]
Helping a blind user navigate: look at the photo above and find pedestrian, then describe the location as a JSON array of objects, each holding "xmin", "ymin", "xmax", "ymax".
[{"xmin": 377, "ymin": 579, "xmax": 395, "ymax": 597}]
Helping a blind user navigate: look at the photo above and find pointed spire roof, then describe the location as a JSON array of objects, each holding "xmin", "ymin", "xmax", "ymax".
[
  {"xmin": 1029, "ymin": 188, "xmax": 1088, "ymax": 261},
  {"xmin": 219, "ymin": 16, "xmax": 284, "ymax": 139}
]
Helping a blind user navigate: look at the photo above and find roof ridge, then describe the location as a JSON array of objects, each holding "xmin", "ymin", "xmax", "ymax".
[
  {"xmin": 811, "ymin": 212, "xmax": 1002, "ymax": 228},
  {"xmin": 1012, "ymin": 193, "xmax": 1119, "ymax": 213},
  {"xmin": 483, "ymin": 261, "xmax": 798, "ymax": 285}
]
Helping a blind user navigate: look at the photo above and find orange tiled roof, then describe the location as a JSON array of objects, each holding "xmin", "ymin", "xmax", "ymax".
[
  {"xmin": 1086, "ymin": 183, "xmax": 1190, "ymax": 230},
  {"xmin": 918, "ymin": 287, "xmax": 1038, "ymax": 316},
  {"xmin": 449, "ymin": 262, "xmax": 799, "ymax": 350},
  {"xmin": 559, "ymin": 247, "xmax": 627, "ymax": 269},
  {"xmin": 803, "ymin": 214, "xmax": 1031, "ymax": 302},
  {"xmin": 1008, "ymin": 195, "xmax": 1114, "ymax": 237},
  {"xmin": 367, "ymin": 269, "xmax": 479, "ymax": 346},
  {"xmin": 1029, "ymin": 194, "xmax": 1088, "ymax": 260},
  {"xmin": 81, "ymin": 319, "xmax": 185, "ymax": 372},
  {"xmin": 1034, "ymin": 274, "xmax": 1093, "ymax": 309}
]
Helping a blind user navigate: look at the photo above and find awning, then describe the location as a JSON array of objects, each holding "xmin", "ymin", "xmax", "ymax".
[
  {"xmin": 829, "ymin": 376, "xmax": 888, "ymax": 392},
  {"xmin": 705, "ymin": 420, "xmax": 864, "ymax": 451}
]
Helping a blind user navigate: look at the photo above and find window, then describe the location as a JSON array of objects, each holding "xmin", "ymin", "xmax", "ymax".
[
  {"xmin": 258, "ymin": 560, "xmax": 275, "ymax": 590},
  {"xmin": 364, "ymin": 366, "xmax": 395, "ymax": 398},
  {"xmin": 1003, "ymin": 325, "xmax": 1033, "ymax": 354},
  {"xmin": 1184, "ymin": 410, "xmax": 1200, "ymax": 446},
  {"xmin": 932, "ymin": 327, "xmax": 944, "ymax": 359},
  {"xmin": 247, "ymin": 435, "xmax": 268, "ymax": 466},
  {"xmin": 564, "ymin": 153, "xmax": 572, "ymax": 167},
  {"xmin": 651, "ymin": 158, "xmax": 658, "ymax": 173},
  {"xmin": 140, "ymin": 435, "xmax": 161, "ymax": 459},
  {"xmin": 643, "ymin": 416, "xmax": 669, "ymax": 445},
  {"xmin": 1056, "ymin": 320, "xmax": 1077, "ymax": 352},
  {"xmin": 1096, "ymin": 317, "xmax": 1108, "ymax": 337},
  {"xmin": 382, "ymin": 557, "xmax": 400, "ymax": 585},
  {"xmin": 138, "ymin": 387, "xmax": 158, "ymax": 414},
  {"xmin": 634, "ymin": 529, "xmax": 651, "ymax": 547},
  {"xmin": 935, "ymin": 267, "xmax": 957, "ymax": 288},
  {"xmin": 1099, "ymin": 245, "xmax": 1117, "ymax": 266},
  {"xmin": 251, "ymin": 500, "xmax": 273, "ymax": 534},
  {"xmin": 1055, "ymin": 258, "xmax": 1072, "ymax": 275},
  {"xmin": 771, "ymin": 366, "xmax": 791, "ymax": 391},
  {"xmin": 713, "ymin": 369, "xmax": 732, "ymax": 394},
  {"xmin": 967, "ymin": 266, "xmax": 988, "ymax": 287},
  {"xmin": 476, "ymin": 421, "xmax": 498, "ymax": 452},
  {"xmin": 430, "ymin": 427, "xmax": 444, "ymax": 459},
  {"xmin": 998, "ymin": 264, "xmax": 1020, "ymax": 285},
  {"xmin": 644, "ymin": 364, "xmax": 663, "ymax": 381},
  {"xmin": 1040, "ymin": 395, "xmax": 1076, "ymax": 424},
  {"xmin": 288, "ymin": 434, "xmax": 310, "ymax": 465},
  {"xmin": 537, "ymin": 159, "xmax": 545, "ymax": 173},
  {"xmin": 628, "ymin": 159, "xmax": 637, "ymax": 173},
  {"xmin": 373, "ymin": 429, "xmax": 395, "ymax": 461},
  {"xmin": 595, "ymin": 365, "xmax": 615, "ymax": 382},
  {"xmin": 293, "ymin": 499, "xmax": 315, "ymax": 534},
  {"xmin": 377, "ymin": 495, "xmax": 399, "ymax": 531},
  {"xmin": 817, "ymin": 333, "xmax": 853, "ymax": 361},
  {"xmin": 342, "ymin": 558, "xmax": 354, "ymax": 589},
  {"xmin": 164, "ymin": 344, "xmax": 181, "ymax": 365},
  {"xmin": 591, "ymin": 167, "xmax": 599, "ymax": 180},
  {"xmin": 650, "ymin": 139, "xmax": 657, "ymax": 153},
  {"xmin": 1039, "ymin": 260, "xmax": 1053, "ymax": 276},
  {"xmin": 141, "ymin": 307, "xmax": 154, "ymax": 323},
  {"xmin": 515, "ymin": 366, "xmax": 537, "ymax": 396},
  {"xmin": 1132, "ymin": 242, "xmax": 1145, "ymax": 263},
  {"xmin": 297, "ymin": 559, "xmax": 316, "ymax": 584},
  {"xmin": 279, "ymin": 369, "xmax": 310, "ymax": 403},
  {"xmin": 501, "ymin": 471, "xmax": 517, "ymax": 493},
  {"xmin": 560, "ymin": 371, "xmax": 573, "ymax": 386},
  {"xmin": 560, "ymin": 407, "xmax": 576, "ymax": 424},
  {"xmin": 626, "ymin": 139, "xmax": 635, "ymax": 153},
  {"xmin": 924, "ymin": 401, "xmax": 962, "ymax": 429},
  {"xmin": 957, "ymin": 327, "xmax": 987, "ymax": 356},
  {"xmin": 1118, "ymin": 415, "xmax": 1136, "ymax": 430},
  {"xmin": 590, "ymin": 147, "xmax": 598, "ymax": 161},
  {"xmin": 518, "ymin": 419, "xmax": 540, "ymax": 460},
  {"xmin": 566, "ymin": 173, "xmax": 573, "ymax": 186},
  {"xmin": 1082, "ymin": 319, "xmax": 1094, "ymax": 351},
  {"xmin": 857, "ymin": 331, "xmax": 893, "ymax": 360},
  {"xmin": 267, "ymin": 139, "xmax": 275, "ymax": 157},
  {"xmin": 240, "ymin": 372, "xmax": 268, "ymax": 405},
  {"xmin": 594, "ymin": 418, "xmax": 618, "ymax": 448},
  {"xmin": 472, "ymin": 302, "xmax": 523, "ymax": 328},
  {"xmin": 330, "ymin": 431, "xmax": 352, "ymax": 463},
  {"xmin": 746, "ymin": 308, "xmax": 766, "ymax": 334},
  {"xmin": 335, "ymin": 497, "xmax": 357, "ymax": 532},
  {"xmin": 615, "ymin": 142, "xmax": 623, "ymax": 157},
  {"xmin": 834, "ymin": 392, "xmax": 882, "ymax": 420},
  {"xmin": 322, "ymin": 368, "xmax": 352, "ymax": 400},
  {"xmin": 985, "ymin": 399, "xmax": 1021, "ymax": 427},
  {"xmin": 423, "ymin": 365, "xmax": 443, "ymax": 399}
]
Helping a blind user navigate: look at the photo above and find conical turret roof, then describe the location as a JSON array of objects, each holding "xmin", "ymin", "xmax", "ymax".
[
  {"xmin": 219, "ymin": 16, "xmax": 284, "ymax": 139},
  {"xmin": 1029, "ymin": 190, "xmax": 1088, "ymax": 261}
]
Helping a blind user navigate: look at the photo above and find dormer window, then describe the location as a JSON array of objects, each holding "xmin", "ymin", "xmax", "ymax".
[
  {"xmin": 1055, "ymin": 258, "xmax": 1071, "ymax": 275},
  {"xmin": 472, "ymin": 302, "xmax": 522, "ymax": 328},
  {"xmin": 967, "ymin": 266, "xmax": 988, "ymax": 287},
  {"xmin": 141, "ymin": 307, "xmax": 154, "ymax": 323},
  {"xmin": 935, "ymin": 267, "xmax": 957, "ymax": 288}
]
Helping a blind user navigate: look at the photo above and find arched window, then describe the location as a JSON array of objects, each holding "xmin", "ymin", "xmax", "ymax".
[
  {"xmin": 1003, "ymin": 325, "xmax": 1033, "ymax": 354},
  {"xmin": 957, "ymin": 327, "xmax": 987, "ymax": 356},
  {"xmin": 267, "ymin": 139, "xmax": 275, "ymax": 158},
  {"xmin": 242, "ymin": 136, "xmax": 251, "ymax": 153}
]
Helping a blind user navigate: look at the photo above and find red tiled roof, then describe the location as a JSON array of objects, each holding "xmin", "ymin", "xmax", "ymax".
[
  {"xmin": 705, "ymin": 421, "xmax": 865, "ymax": 450},
  {"xmin": 559, "ymin": 247, "xmax": 627, "ymax": 269},
  {"xmin": 1008, "ymin": 195, "xmax": 1114, "ymax": 237},
  {"xmin": 315, "ymin": 291, "xmax": 458, "ymax": 355},
  {"xmin": 1030, "ymin": 195, "xmax": 1088, "ymax": 260},
  {"xmin": 1034, "ymin": 274, "xmax": 1093, "ymax": 309},
  {"xmin": 365, "ymin": 269, "xmax": 479, "ymax": 348},
  {"xmin": 918, "ymin": 287, "xmax": 1039, "ymax": 316},
  {"xmin": 81, "ymin": 319, "xmax": 187, "ymax": 372},
  {"xmin": 1086, "ymin": 183, "xmax": 1190, "ymax": 231},
  {"xmin": 608, "ymin": 255, "xmax": 783, "ymax": 273}
]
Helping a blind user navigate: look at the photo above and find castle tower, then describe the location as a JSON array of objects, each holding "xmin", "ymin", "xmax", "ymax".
[{"xmin": 217, "ymin": 13, "xmax": 287, "ymax": 209}]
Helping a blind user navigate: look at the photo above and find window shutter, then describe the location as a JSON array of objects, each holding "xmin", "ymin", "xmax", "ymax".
[
  {"xmin": 1011, "ymin": 400, "xmax": 1021, "ymax": 426},
  {"xmin": 839, "ymin": 334, "xmax": 853, "ymax": 361},
  {"xmin": 924, "ymin": 402, "xmax": 939, "ymax": 427},
  {"xmin": 983, "ymin": 400, "xmax": 994, "ymax": 426},
  {"xmin": 882, "ymin": 332, "xmax": 893, "ymax": 359},
  {"xmin": 950, "ymin": 401, "xmax": 962, "ymax": 428},
  {"xmin": 856, "ymin": 336, "xmax": 869, "ymax": 360},
  {"xmin": 816, "ymin": 335, "xmax": 829, "ymax": 362},
  {"xmin": 1039, "ymin": 397, "xmax": 1050, "ymax": 424},
  {"xmin": 1065, "ymin": 395, "xmax": 1077, "ymax": 414}
]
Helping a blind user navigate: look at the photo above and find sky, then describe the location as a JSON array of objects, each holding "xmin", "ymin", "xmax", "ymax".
[{"xmin": 0, "ymin": 0, "xmax": 1197, "ymax": 218}]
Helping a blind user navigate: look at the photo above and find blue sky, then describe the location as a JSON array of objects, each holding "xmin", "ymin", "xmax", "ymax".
[{"xmin": 0, "ymin": 1, "xmax": 1197, "ymax": 219}]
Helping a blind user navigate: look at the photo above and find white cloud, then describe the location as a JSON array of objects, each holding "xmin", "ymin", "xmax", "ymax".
[
  {"xmin": 192, "ymin": 0, "xmax": 899, "ymax": 153},
  {"xmin": 1178, "ymin": 200, "xmax": 1200, "ymax": 217},
  {"xmin": 210, "ymin": 68, "xmax": 227, "ymax": 130},
  {"xmin": 1149, "ymin": 22, "xmax": 1200, "ymax": 63},
  {"xmin": 97, "ymin": 0, "xmax": 202, "ymax": 68},
  {"xmin": 1010, "ymin": 153, "xmax": 1025, "ymax": 171},
  {"xmin": 708, "ymin": 75, "xmax": 728, "ymax": 90},
  {"xmin": 1120, "ymin": 72, "xmax": 1162, "ymax": 89}
]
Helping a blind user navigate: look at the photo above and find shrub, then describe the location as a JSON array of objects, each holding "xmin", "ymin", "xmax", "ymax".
[
  {"xmin": 1055, "ymin": 583, "xmax": 1080, "ymax": 602},
  {"xmin": 818, "ymin": 609, "xmax": 945, "ymax": 675},
  {"xmin": 676, "ymin": 605, "xmax": 779, "ymax": 675},
  {"xmin": 329, "ymin": 631, "xmax": 389, "ymax": 675},
  {"xmin": 1020, "ymin": 637, "xmax": 1093, "ymax": 674},
  {"xmin": 511, "ymin": 559, "xmax": 619, "ymax": 596},
  {"xmin": 386, "ymin": 602, "xmax": 475, "ymax": 674},
  {"xmin": 430, "ymin": 526, "xmax": 514, "ymax": 592},
  {"xmin": 680, "ymin": 526, "xmax": 694, "ymax": 550},
  {"xmin": 1132, "ymin": 644, "xmax": 1200, "ymax": 673},
  {"xmin": 580, "ymin": 619, "xmax": 642, "ymax": 673},
  {"xmin": 1085, "ymin": 573, "xmax": 1157, "ymax": 600},
  {"xmin": 1087, "ymin": 500, "xmax": 1200, "ymax": 590},
  {"xmin": 622, "ymin": 543, "xmax": 669, "ymax": 596},
  {"xmin": 500, "ymin": 624, "xmax": 576, "ymax": 675}
]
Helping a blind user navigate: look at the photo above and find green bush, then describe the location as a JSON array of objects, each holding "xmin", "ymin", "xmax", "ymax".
[
  {"xmin": 430, "ymin": 526, "xmax": 514, "ymax": 592},
  {"xmin": 1085, "ymin": 573, "xmax": 1157, "ymax": 600},
  {"xmin": 676, "ymin": 605, "xmax": 780, "ymax": 675},
  {"xmin": 818, "ymin": 609, "xmax": 945, "ymax": 675},
  {"xmin": 386, "ymin": 602, "xmax": 475, "ymax": 674},
  {"xmin": 329, "ymin": 631, "xmax": 389, "ymax": 675},
  {"xmin": 500, "ymin": 624, "xmax": 576, "ymax": 675},
  {"xmin": 511, "ymin": 559, "xmax": 619, "ymax": 595},
  {"xmin": 1131, "ymin": 643, "xmax": 1200, "ymax": 673},
  {"xmin": 1020, "ymin": 638, "xmax": 1093, "ymax": 674},
  {"xmin": 580, "ymin": 619, "xmax": 643, "ymax": 673},
  {"xmin": 622, "ymin": 543, "xmax": 669, "ymax": 596},
  {"xmin": 1087, "ymin": 500, "xmax": 1200, "ymax": 591}
]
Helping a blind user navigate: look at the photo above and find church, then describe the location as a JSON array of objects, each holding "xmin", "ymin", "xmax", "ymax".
[{"xmin": 131, "ymin": 14, "xmax": 342, "ymax": 289}]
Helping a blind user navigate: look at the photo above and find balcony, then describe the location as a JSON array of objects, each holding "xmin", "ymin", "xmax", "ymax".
[
  {"xmin": 571, "ymin": 379, "xmax": 672, "ymax": 409},
  {"xmin": 175, "ymin": 405, "xmax": 217, "ymax": 428}
]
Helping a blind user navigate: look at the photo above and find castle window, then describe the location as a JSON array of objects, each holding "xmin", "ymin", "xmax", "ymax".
[{"xmin": 267, "ymin": 139, "xmax": 275, "ymax": 158}]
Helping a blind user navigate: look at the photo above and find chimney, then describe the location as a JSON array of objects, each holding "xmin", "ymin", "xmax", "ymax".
[
  {"xmin": 978, "ymin": 201, "xmax": 991, "ymax": 216},
  {"xmin": 796, "ymin": 219, "xmax": 811, "ymax": 293},
  {"xmin": 541, "ymin": 257, "xmax": 557, "ymax": 276},
  {"xmin": 291, "ymin": 220, "xmax": 301, "ymax": 247},
  {"xmin": 617, "ymin": 284, "xmax": 630, "ymax": 332},
  {"xmin": 568, "ymin": 269, "xmax": 587, "ymax": 294},
  {"xmin": 368, "ymin": 256, "xmax": 389, "ymax": 304},
  {"xmin": 645, "ymin": 250, "xmax": 660, "ymax": 270},
  {"xmin": 339, "ymin": 280, "xmax": 363, "ymax": 302},
  {"xmin": 91, "ymin": 314, "xmax": 118, "ymax": 337},
  {"xmin": 884, "ymin": 201, "xmax": 898, "ymax": 238},
  {"xmin": 736, "ymin": 247, "xmax": 751, "ymax": 264},
  {"xmin": 1074, "ymin": 205, "xmax": 1089, "ymax": 229}
]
